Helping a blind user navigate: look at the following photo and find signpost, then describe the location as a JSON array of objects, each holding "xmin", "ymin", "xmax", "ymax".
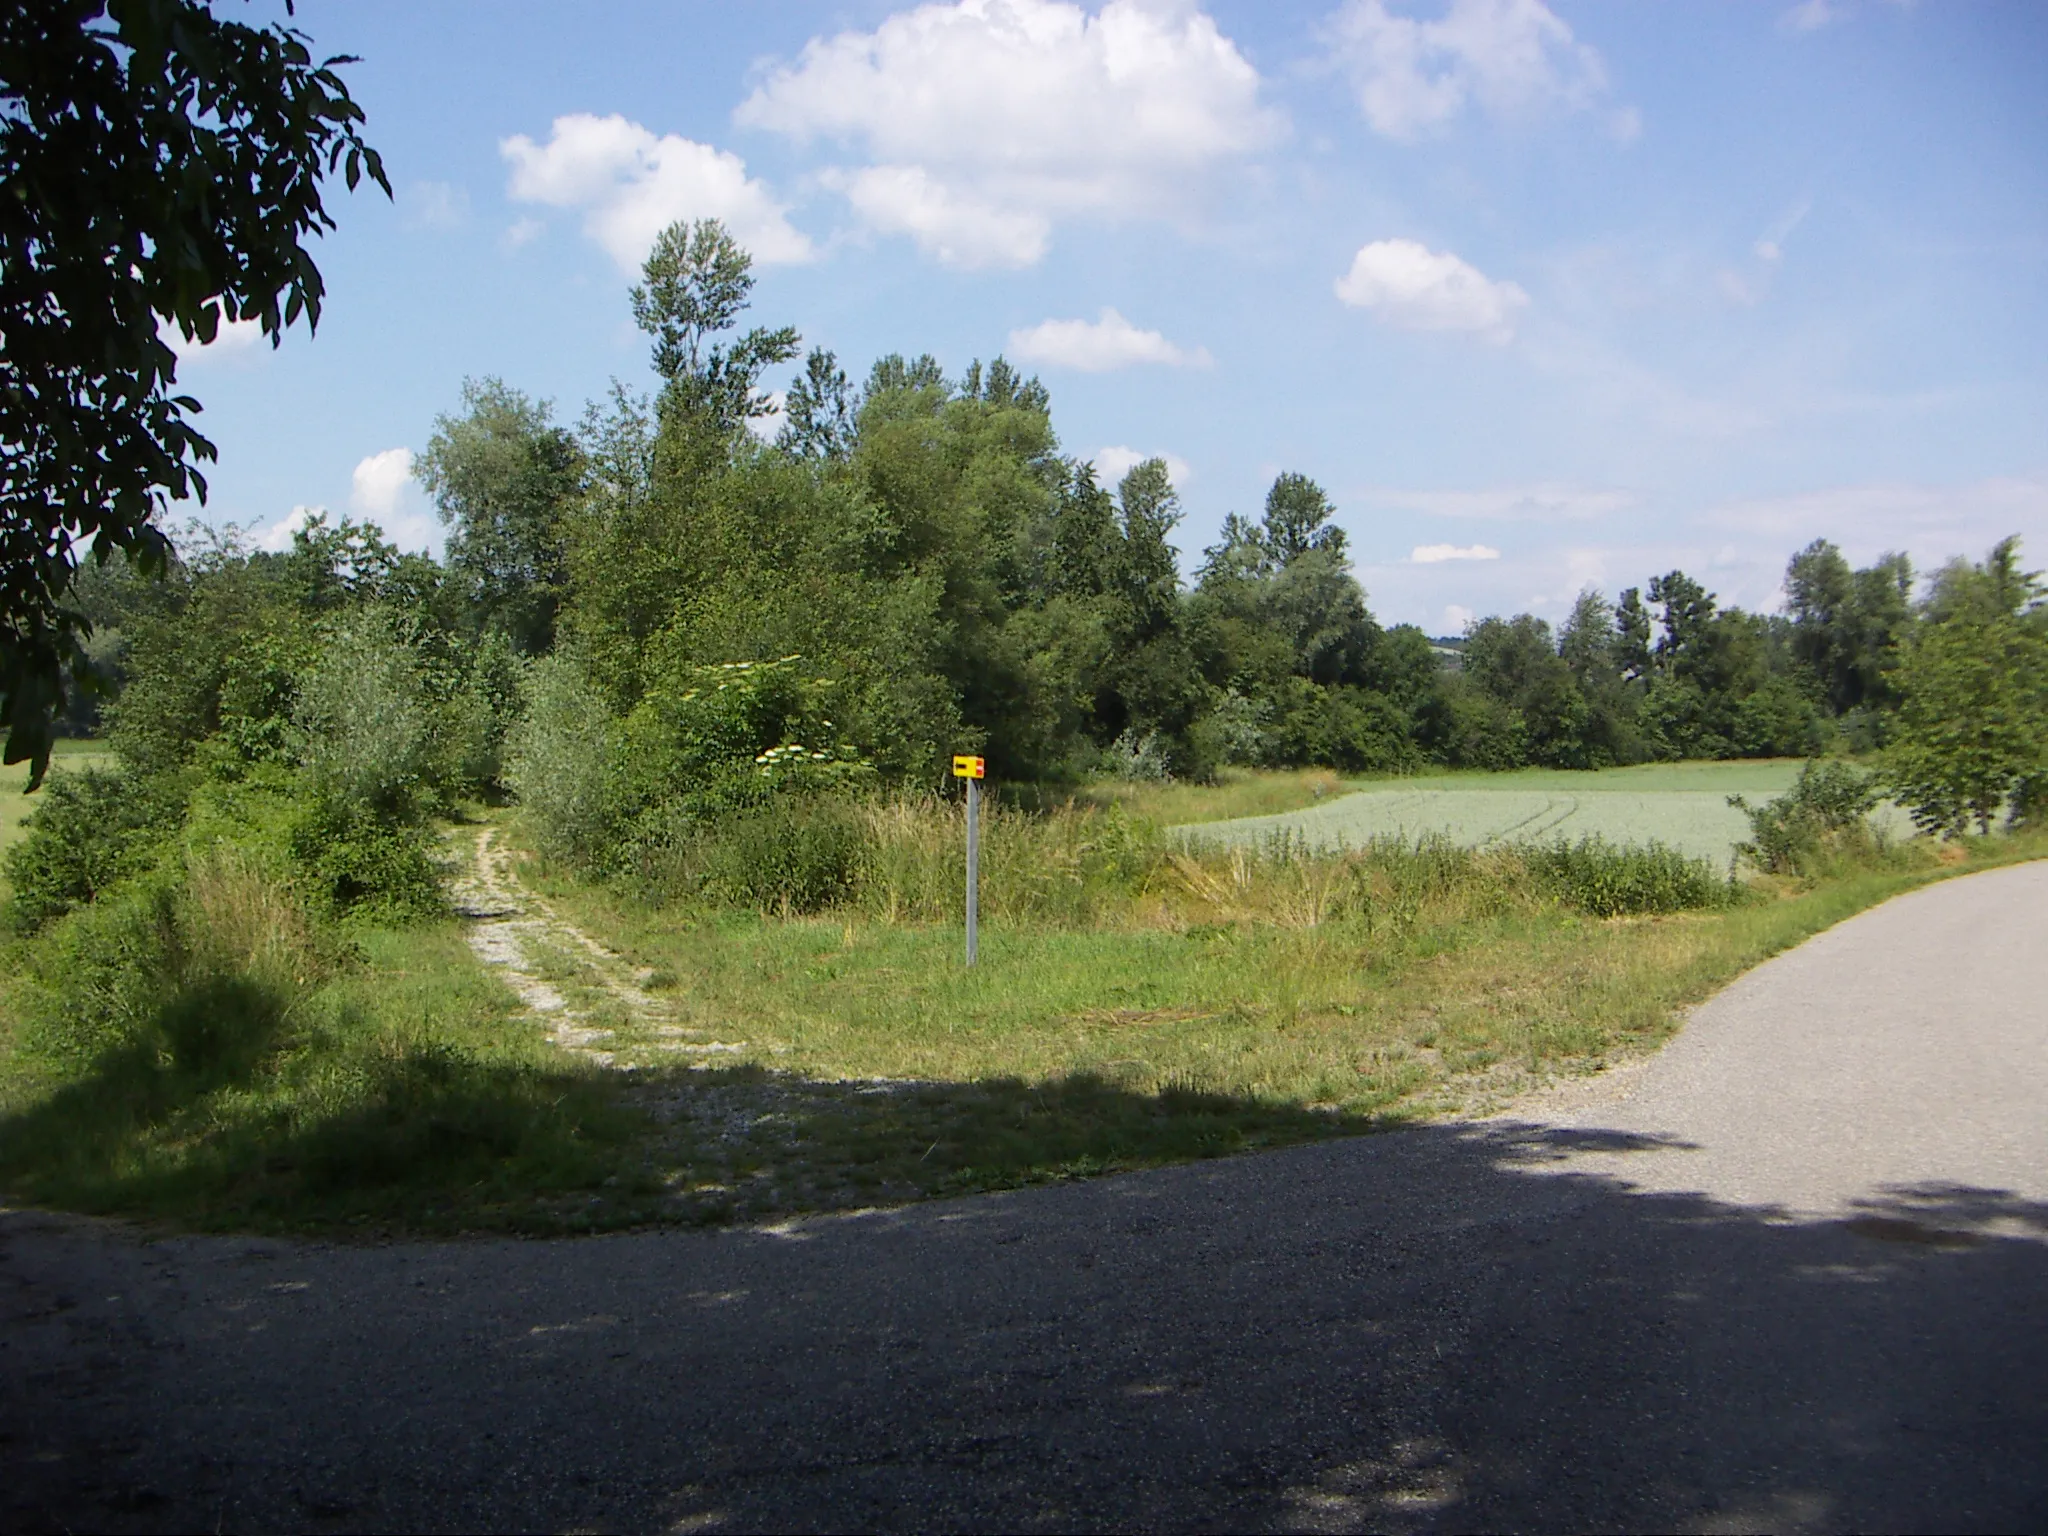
[{"xmin": 953, "ymin": 754, "xmax": 985, "ymax": 965}]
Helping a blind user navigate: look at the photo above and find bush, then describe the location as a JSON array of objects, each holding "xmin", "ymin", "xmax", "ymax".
[
  {"xmin": 4, "ymin": 766, "xmax": 178, "ymax": 933},
  {"xmin": 288, "ymin": 795, "xmax": 445, "ymax": 923},
  {"xmin": 1731, "ymin": 759, "xmax": 1883, "ymax": 875},
  {"xmin": 1525, "ymin": 836, "xmax": 1729, "ymax": 917},
  {"xmin": 505, "ymin": 650, "xmax": 617, "ymax": 864},
  {"xmin": 293, "ymin": 611, "xmax": 436, "ymax": 818},
  {"xmin": 1101, "ymin": 729, "xmax": 1172, "ymax": 782}
]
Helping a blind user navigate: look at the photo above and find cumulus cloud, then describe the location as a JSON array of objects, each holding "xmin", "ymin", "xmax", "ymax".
[
  {"xmin": 830, "ymin": 164, "xmax": 1052, "ymax": 269},
  {"xmin": 1010, "ymin": 308, "xmax": 1211, "ymax": 371},
  {"xmin": 158, "ymin": 314, "xmax": 265, "ymax": 363},
  {"xmin": 1411, "ymin": 542, "xmax": 1501, "ymax": 562},
  {"xmin": 736, "ymin": 0, "xmax": 1282, "ymax": 268},
  {"xmin": 1335, "ymin": 239, "xmax": 1528, "ymax": 341},
  {"xmin": 1324, "ymin": 0, "xmax": 1612, "ymax": 139},
  {"xmin": 256, "ymin": 504, "xmax": 325, "ymax": 554},
  {"xmin": 502, "ymin": 113, "xmax": 812, "ymax": 273},
  {"xmin": 353, "ymin": 448, "xmax": 442, "ymax": 552},
  {"xmin": 1093, "ymin": 445, "xmax": 1193, "ymax": 488}
]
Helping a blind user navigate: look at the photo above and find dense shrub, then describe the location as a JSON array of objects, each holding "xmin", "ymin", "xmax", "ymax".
[
  {"xmin": 505, "ymin": 650, "xmax": 616, "ymax": 863},
  {"xmin": 288, "ymin": 795, "xmax": 446, "ymax": 923},
  {"xmin": 4, "ymin": 766, "xmax": 178, "ymax": 933},
  {"xmin": 1731, "ymin": 759, "xmax": 1883, "ymax": 875},
  {"xmin": 1525, "ymin": 836, "xmax": 1729, "ymax": 917},
  {"xmin": 293, "ymin": 610, "xmax": 438, "ymax": 818}
]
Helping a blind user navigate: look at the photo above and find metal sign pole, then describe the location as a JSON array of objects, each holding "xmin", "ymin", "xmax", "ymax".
[
  {"xmin": 952, "ymin": 753, "xmax": 985, "ymax": 967},
  {"xmin": 965, "ymin": 773, "xmax": 979, "ymax": 967}
]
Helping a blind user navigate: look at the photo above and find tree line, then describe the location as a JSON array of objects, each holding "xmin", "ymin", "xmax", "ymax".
[{"xmin": 28, "ymin": 218, "xmax": 2044, "ymax": 916}]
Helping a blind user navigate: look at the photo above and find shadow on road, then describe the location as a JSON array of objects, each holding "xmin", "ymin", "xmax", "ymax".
[{"xmin": 4, "ymin": 1117, "xmax": 2045, "ymax": 1532}]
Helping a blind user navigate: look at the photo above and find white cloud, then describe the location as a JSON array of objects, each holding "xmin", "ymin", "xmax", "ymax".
[
  {"xmin": 1780, "ymin": 0, "xmax": 1913, "ymax": 35},
  {"xmin": 1702, "ymin": 477, "xmax": 2048, "ymax": 558},
  {"xmin": 1411, "ymin": 542, "xmax": 1501, "ymax": 562},
  {"xmin": 1335, "ymin": 239, "xmax": 1528, "ymax": 341},
  {"xmin": 501, "ymin": 113, "xmax": 812, "ymax": 273},
  {"xmin": 1093, "ymin": 445, "xmax": 1193, "ymax": 489},
  {"xmin": 350, "ymin": 447, "xmax": 442, "ymax": 553},
  {"xmin": 1324, "ymin": 0, "xmax": 1612, "ymax": 140},
  {"xmin": 158, "ymin": 313, "xmax": 265, "ymax": 363},
  {"xmin": 1781, "ymin": 0, "xmax": 1838, "ymax": 29},
  {"xmin": 1363, "ymin": 482, "xmax": 1632, "ymax": 521},
  {"xmin": 1753, "ymin": 197, "xmax": 1810, "ymax": 263},
  {"xmin": 736, "ymin": 0, "xmax": 1282, "ymax": 268},
  {"xmin": 503, "ymin": 217, "xmax": 545, "ymax": 251},
  {"xmin": 402, "ymin": 180, "xmax": 469, "ymax": 231},
  {"xmin": 351, "ymin": 448, "xmax": 415, "ymax": 520},
  {"xmin": 256, "ymin": 504, "xmax": 324, "ymax": 554},
  {"xmin": 830, "ymin": 164, "xmax": 1051, "ymax": 269},
  {"xmin": 1010, "ymin": 308, "xmax": 1212, "ymax": 371},
  {"xmin": 748, "ymin": 390, "xmax": 788, "ymax": 443}
]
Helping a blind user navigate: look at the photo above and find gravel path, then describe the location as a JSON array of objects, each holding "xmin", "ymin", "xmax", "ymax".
[{"xmin": 4, "ymin": 863, "xmax": 2044, "ymax": 1533}]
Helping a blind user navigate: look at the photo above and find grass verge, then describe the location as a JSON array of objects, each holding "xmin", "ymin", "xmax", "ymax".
[{"xmin": 1, "ymin": 795, "xmax": 2040, "ymax": 1237}]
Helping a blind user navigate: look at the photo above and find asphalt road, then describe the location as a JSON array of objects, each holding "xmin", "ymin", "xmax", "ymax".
[{"xmin": 5, "ymin": 863, "xmax": 2045, "ymax": 1533}]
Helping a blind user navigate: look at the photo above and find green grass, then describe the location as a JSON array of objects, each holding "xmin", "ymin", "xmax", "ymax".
[
  {"xmin": 0, "ymin": 919, "xmax": 648, "ymax": 1234},
  {"xmin": 1183, "ymin": 759, "xmax": 1916, "ymax": 865},
  {"xmin": 2, "ymin": 769, "xmax": 2039, "ymax": 1238},
  {"xmin": 498, "ymin": 817, "xmax": 2046, "ymax": 1227}
]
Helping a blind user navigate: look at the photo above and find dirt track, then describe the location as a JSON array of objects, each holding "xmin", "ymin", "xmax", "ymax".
[{"xmin": 4, "ymin": 862, "xmax": 2045, "ymax": 1532}]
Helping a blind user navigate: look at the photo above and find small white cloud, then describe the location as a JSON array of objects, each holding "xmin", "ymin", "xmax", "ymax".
[
  {"xmin": 158, "ymin": 313, "xmax": 265, "ymax": 363},
  {"xmin": 1717, "ymin": 268, "xmax": 1757, "ymax": 306},
  {"xmin": 503, "ymin": 217, "xmax": 545, "ymax": 251},
  {"xmin": 736, "ymin": 0, "xmax": 1282, "ymax": 268},
  {"xmin": 256, "ymin": 504, "xmax": 324, "ymax": 554},
  {"xmin": 1442, "ymin": 604, "xmax": 1475, "ymax": 632},
  {"xmin": 1324, "ymin": 0, "xmax": 1614, "ymax": 140},
  {"xmin": 350, "ymin": 447, "xmax": 441, "ymax": 553},
  {"xmin": 351, "ymin": 448, "xmax": 414, "ymax": 520},
  {"xmin": 502, "ymin": 113, "xmax": 812, "ymax": 273},
  {"xmin": 403, "ymin": 180, "xmax": 469, "ymax": 231},
  {"xmin": 1780, "ymin": 0, "xmax": 1839, "ymax": 32},
  {"xmin": 1093, "ymin": 446, "xmax": 1194, "ymax": 489},
  {"xmin": 1010, "ymin": 308, "xmax": 1212, "ymax": 372},
  {"xmin": 1753, "ymin": 196, "xmax": 1810, "ymax": 263},
  {"xmin": 1335, "ymin": 239, "xmax": 1528, "ymax": 341},
  {"xmin": 1365, "ymin": 482, "xmax": 1632, "ymax": 521},
  {"xmin": 1412, "ymin": 542, "xmax": 1502, "ymax": 563},
  {"xmin": 748, "ymin": 390, "xmax": 788, "ymax": 443},
  {"xmin": 1780, "ymin": 0, "xmax": 1912, "ymax": 35}
]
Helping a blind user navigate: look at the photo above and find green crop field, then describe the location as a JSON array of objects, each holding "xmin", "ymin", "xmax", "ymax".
[{"xmin": 1180, "ymin": 759, "xmax": 1917, "ymax": 865}]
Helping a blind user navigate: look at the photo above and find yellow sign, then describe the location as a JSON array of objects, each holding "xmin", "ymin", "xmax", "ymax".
[{"xmin": 952, "ymin": 754, "xmax": 985, "ymax": 779}]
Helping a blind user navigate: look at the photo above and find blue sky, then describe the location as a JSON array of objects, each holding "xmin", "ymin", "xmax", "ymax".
[{"xmin": 173, "ymin": 0, "xmax": 2048, "ymax": 633}]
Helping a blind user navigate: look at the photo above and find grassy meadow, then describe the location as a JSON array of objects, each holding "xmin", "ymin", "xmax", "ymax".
[{"xmin": 2, "ymin": 760, "xmax": 2040, "ymax": 1235}]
